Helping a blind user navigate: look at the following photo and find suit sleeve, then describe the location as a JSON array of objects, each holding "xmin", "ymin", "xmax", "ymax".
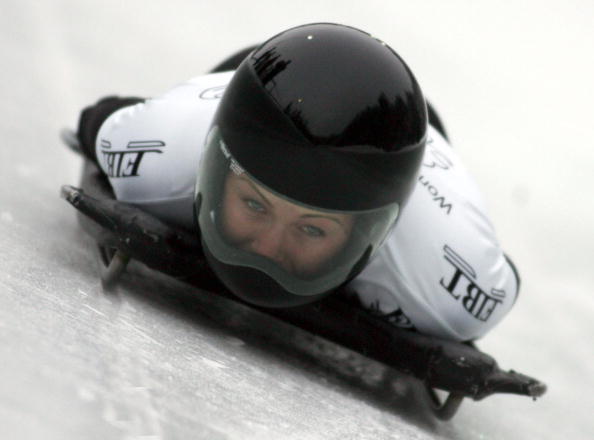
[
  {"xmin": 89, "ymin": 71, "xmax": 235, "ymax": 229},
  {"xmin": 348, "ymin": 127, "xmax": 520, "ymax": 342},
  {"xmin": 77, "ymin": 96, "xmax": 145, "ymax": 164}
]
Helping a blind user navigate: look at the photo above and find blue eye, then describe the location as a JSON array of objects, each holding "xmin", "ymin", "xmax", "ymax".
[
  {"xmin": 300, "ymin": 225, "xmax": 325, "ymax": 238},
  {"xmin": 245, "ymin": 199, "xmax": 266, "ymax": 213}
]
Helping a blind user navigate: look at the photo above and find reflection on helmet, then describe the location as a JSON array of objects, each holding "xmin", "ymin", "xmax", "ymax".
[{"xmin": 195, "ymin": 23, "xmax": 427, "ymax": 307}]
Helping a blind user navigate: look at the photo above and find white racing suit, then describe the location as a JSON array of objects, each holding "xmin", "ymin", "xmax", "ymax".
[{"xmin": 89, "ymin": 70, "xmax": 520, "ymax": 342}]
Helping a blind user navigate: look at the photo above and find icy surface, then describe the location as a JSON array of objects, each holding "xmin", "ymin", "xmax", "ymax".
[{"xmin": 1, "ymin": 1, "xmax": 593, "ymax": 439}]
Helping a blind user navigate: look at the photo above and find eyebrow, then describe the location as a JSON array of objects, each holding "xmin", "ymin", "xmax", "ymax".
[
  {"xmin": 300, "ymin": 214, "xmax": 347, "ymax": 229},
  {"xmin": 239, "ymin": 177, "xmax": 272, "ymax": 207},
  {"xmin": 239, "ymin": 176, "xmax": 348, "ymax": 230}
]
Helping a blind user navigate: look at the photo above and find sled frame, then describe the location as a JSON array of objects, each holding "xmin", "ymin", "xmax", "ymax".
[
  {"xmin": 61, "ymin": 127, "xmax": 546, "ymax": 421},
  {"xmin": 424, "ymin": 386, "xmax": 465, "ymax": 420},
  {"xmin": 96, "ymin": 245, "xmax": 130, "ymax": 290}
]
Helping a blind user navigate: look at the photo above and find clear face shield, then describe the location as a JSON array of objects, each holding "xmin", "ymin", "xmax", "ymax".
[{"xmin": 196, "ymin": 126, "xmax": 401, "ymax": 297}]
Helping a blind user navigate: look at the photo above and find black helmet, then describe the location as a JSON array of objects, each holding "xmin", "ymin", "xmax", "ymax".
[{"xmin": 195, "ymin": 23, "xmax": 427, "ymax": 307}]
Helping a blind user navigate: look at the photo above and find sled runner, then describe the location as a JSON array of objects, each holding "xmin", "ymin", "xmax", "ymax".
[{"xmin": 61, "ymin": 129, "xmax": 546, "ymax": 420}]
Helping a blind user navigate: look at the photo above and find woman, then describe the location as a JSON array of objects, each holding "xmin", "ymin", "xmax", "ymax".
[{"xmin": 75, "ymin": 23, "xmax": 519, "ymax": 341}]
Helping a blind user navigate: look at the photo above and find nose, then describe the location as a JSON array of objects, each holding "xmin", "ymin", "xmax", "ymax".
[{"xmin": 248, "ymin": 226, "xmax": 287, "ymax": 266}]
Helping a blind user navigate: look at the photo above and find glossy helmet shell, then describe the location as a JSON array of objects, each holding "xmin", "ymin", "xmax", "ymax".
[{"xmin": 197, "ymin": 23, "xmax": 428, "ymax": 307}]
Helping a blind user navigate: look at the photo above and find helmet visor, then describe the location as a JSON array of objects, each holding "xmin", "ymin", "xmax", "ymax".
[{"xmin": 196, "ymin": 126, "xmax": 400, "ymax": 296}]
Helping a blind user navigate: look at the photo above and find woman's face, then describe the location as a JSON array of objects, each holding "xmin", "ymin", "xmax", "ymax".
[{"xmin": 221, "ymin": 172, "xmax": 354, "ymax": 277}]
